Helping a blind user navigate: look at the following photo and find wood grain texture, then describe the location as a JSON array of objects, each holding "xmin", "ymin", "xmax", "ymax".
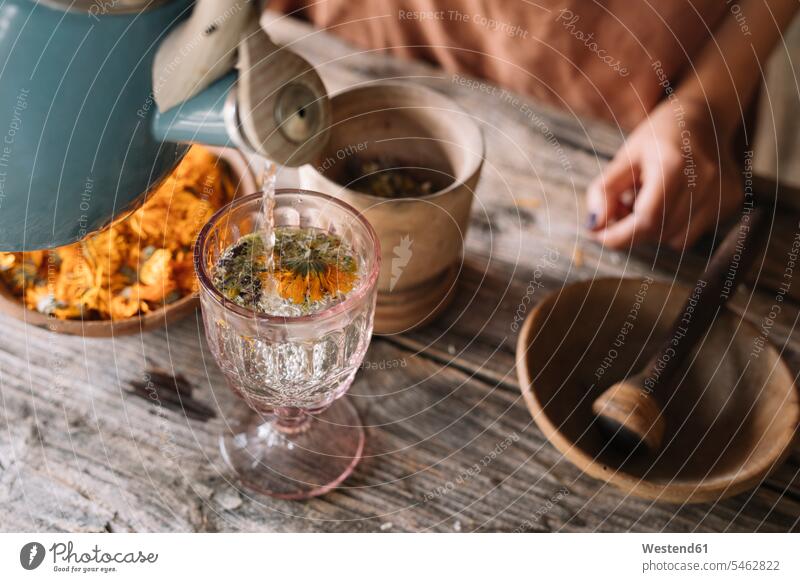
[{"xmin": 2, "ymin": 13, "xmax": 800, "ymax": 533}]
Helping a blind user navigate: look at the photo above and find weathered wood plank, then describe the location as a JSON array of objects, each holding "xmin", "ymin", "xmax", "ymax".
[
  {"xmin": 2, "ymin": 306, "xmax": 798, "ymax": 532},
  {"xmin": 2, "ymin": 13, "xmax": 800, "ymax": 533}
]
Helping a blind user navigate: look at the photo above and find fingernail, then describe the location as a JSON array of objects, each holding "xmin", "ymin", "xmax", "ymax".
[{"xmin": 585, "ymin": 212, "xmax": 597, "ymax": 229}]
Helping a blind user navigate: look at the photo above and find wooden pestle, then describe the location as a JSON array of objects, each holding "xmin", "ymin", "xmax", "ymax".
[{"xmin": 591, "ymin": 198, "xmax": 773, "ymax": 455}]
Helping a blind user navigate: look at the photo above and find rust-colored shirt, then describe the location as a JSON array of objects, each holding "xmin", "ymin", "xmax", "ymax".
[{"xmin": 270, "ymin": 0, "xmax": 729, "ymax": 129}]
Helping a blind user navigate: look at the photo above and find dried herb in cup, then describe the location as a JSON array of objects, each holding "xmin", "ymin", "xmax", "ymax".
[
  {"xmin": 213, "ymin": 229, "xmax": 360, "ymax": 315},
  {"xmin": 344, "ymin": 156, "xmax": 451, "ymax": 198}
]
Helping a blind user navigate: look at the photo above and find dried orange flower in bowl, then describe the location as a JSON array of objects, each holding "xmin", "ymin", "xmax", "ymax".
[{"xmin": 0, "ymin": 146, "xmax": 237, "ymax": 322}]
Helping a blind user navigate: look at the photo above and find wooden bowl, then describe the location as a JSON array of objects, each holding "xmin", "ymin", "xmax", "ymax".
[
  {"xmin": 516, "ymin": 278, "xmax": 800, "ymax": 503},
  {"xmin": 299, "ymin": 83, "xmax": 484, "ymax": 334},
  {"xmin": 0, "ymin": 147, "xmax": 257, "ymax": 337}
]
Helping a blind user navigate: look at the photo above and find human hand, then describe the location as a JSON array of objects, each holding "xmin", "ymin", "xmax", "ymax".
[{"xmin": 585, "ymin": 99, "xmax": 743, "ymax": 250}]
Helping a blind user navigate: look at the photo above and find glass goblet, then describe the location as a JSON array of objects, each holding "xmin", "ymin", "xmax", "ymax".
[{"xmin": 195, "ymin": 189, "xmax": 380, "ymax": 499}]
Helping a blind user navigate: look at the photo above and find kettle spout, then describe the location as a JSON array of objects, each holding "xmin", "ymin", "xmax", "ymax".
[
  {"xmin": 151, "ymin": 66, "xmax": 330, "ymax": 168},
  {"xmin": 151, "ymin": 11, "xmax": 330, "ymax": 168},
  {"xmin": 151, "ymin": 72, "xmax": 246, "ymax": 155}
]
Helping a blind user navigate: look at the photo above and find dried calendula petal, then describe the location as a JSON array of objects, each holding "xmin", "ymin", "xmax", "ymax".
[
  {"xmin": 139, "ymin": 248, "xmax": 172, "ymax": 286},
  {"xmin": 25, "ymin": 251, "xmax": 47, "ymax": 271},
  {"xmin": 128, "ymin": 203, "xmax": 170, "ymax": 247},
  {"xmin": 168, "ymin": 191, "xmax": 215, "ymax": 248},
  {"xmin": 172, "ymin": 251, "xmax": 197, "ymax": 294},
  {"xmin": 131, "ymin": 280, "xmax": 177, "ymax": 304},
  {"xmin": 109, "ymin": 295, "xmax": 143, "ymax": 320},
  {"xmin": 3, "ymin": 253, "xmax": 38, "ymax": 293},
  {"xmin": 0, "ymin": 253, "xmax": 16, "ymax": 271},
  {"xmin": 174, "ymin": 146, "xmax": 219, "ymax": 184},
  {"xmin": 53, "ymin": 303, "xmax": 85, "ymax": 320},
  {"xmin": 78, "ymin": 285, "xmax": 104, "ymax": 314},
  {"xmin": 55, "ymin": 253, "xmax": 94, "ymax": 306},
  {"xmin": 24, "ymin": 284, "xmax": 56, "ymax": 314}
]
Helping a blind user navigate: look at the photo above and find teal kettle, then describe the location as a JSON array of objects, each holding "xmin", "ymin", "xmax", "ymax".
[{"xmin": 0, "ymin": 0, "xmax": 330, "ymax": 251}]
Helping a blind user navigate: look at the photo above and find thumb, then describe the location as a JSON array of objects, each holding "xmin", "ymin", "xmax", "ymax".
[{"xmin": 586, "ymin": 150, "xmax": 640, "ymax": 231}]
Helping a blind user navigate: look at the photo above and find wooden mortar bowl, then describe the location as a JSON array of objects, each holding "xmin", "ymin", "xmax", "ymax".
[
  {"xmin": 299, "ymin": 83, "xmax": 484, "ymax": 334},
  {"xmin": 516, "ymin": 278, "xmax": 800, "ymax": 503}
]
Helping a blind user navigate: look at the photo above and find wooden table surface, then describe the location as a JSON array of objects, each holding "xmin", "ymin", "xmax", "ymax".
[{"xmin": 2, "ymin": 14, "xmax": 799, "ymax": 533}]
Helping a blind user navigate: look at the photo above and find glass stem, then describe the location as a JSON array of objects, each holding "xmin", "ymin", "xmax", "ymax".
[{"xmin": 273, "ymin": 407, "xmax": 312, "ymax": 434}]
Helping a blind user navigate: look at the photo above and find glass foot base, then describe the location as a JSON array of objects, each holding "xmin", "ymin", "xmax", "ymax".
[{"xmin": 220, "ymin": 397, "xmax": 364, "ymax": 500}]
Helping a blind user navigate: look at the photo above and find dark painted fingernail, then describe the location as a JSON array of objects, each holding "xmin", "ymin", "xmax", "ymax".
[{"xmin": 586, "ymin": 212, "xmax": 597, "ymax": 229}]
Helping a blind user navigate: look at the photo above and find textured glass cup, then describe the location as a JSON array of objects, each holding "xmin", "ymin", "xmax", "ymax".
[{"xmin": 195, "ymin": 189, "xmax": 380, "ymax": 499}]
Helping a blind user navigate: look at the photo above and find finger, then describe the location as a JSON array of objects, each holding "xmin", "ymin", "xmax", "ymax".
[
  {"xmin": 586, "ymin": 153, "xmax": 640, "ymax": 231},
  {"xmin": 592, "ymin": 162, "xmax": 674, "ymax": 249},
  {"xmin": 592, "ymin": 210, "xmax": 655, "ymax": 249}
]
